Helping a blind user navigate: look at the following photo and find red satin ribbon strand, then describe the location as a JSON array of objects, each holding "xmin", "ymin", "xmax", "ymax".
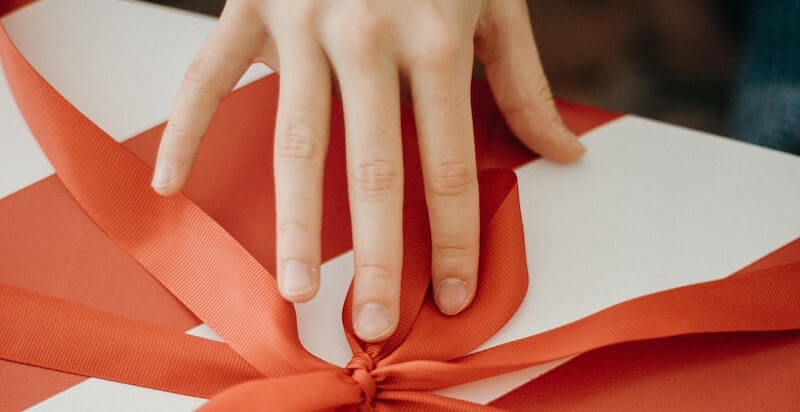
[
  {"xmin": 0, "ymin": 24, "xmax": 326, "ymax": 378},
  {"xmin": 379, "ymin": 173, "xmax": 529, "ymax": 365},
  {"xmin": 197, "ymin": 371, "xmax": 364, "ymax": 412},
  {"xmin": 0, "ymin": 284, "xmax": 261, "ymax": 398},
  {"xmin": 0, "ymin": 0, "xmax": 34, "ymax": 16},
  {"xmin": 375, "ymin": 261, "xmax": 800, "ymax": 391},
  {"xmin": 3, "ymin": 256, "xmax": 799, "ymax": 403},
  {"xmin": 2, "ymin": 14, "xmax": 800, "ymax": 412},
  {"xmin": 0, "ymin": 20, "xmax": 529, "ymax": 410},
  {"xmin": 376, "ymin": 391, "xmax": 506, "ymax": 412},
  {"xmin": 491, "ymin": 330, "xmax": 800, "ymax": 411}
]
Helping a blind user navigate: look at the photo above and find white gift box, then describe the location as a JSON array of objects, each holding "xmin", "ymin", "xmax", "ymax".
[{"xmin": 1, "ymin": 1, "xmax": 799, "ymax": 410}]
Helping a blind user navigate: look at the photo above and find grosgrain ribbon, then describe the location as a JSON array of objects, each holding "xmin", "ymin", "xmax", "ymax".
[{"xmin": 2, "ymin": 21, "xmax": 800, "ymax": 412}]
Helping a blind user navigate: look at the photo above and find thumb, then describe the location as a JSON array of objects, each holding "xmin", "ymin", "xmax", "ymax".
[{"xmin": 476, "ymin": 0, "xmax": 585, "ymax": 163}]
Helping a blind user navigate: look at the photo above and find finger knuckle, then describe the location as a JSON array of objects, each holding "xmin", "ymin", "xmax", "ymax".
[
  {"xmin": 414, "ymin": 21, "xmax": 466, "ymax": 71},
  {"xmin": 502, "ymin": 82, "xmax": 556, "ymax": 121},
  {"xmin": 334, "ymin": 14, "xmax": 387, "ymax": 65},
  {"xmin": 275, "ymin": 118, "xmax": 322, "ymax": 163},
  {"xmin": 288, "ymin": 4, "xmax": 316, "ymax": 26},
  {"xmin": 355, "ymin": 262, "xmax": 396, "ymax": 282},
  {"xmin": 434, "ymin": 241, "xmax": 477, "ymax": 277},
  {"xmin": 351, "ymin": 159, "xmax": 399, "ymax": 195},
  {"xmin": 427, "ymin": 159, "xmax": 475, "ymax": 196},
  {"xmin": 351, "ymin": 14, "xmax": 385, "ymax": 42},
  {"xmin": 164, "ymin": 119, "xmax": 192, "ymax": 142},
  {"xmin": 436, "ymin": 241, "xmax": 473, "ymax": 256},
  {"xmin": 182, "ymin": 58, "xmax": 225, "ymax": 103},
  {"xmin": 278, "ymin": 221, "xmax": 312, "ymax": 237}
]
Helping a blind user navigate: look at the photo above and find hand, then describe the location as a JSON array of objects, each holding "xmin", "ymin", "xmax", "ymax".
[{"xmin": 151, "ymin": 0, "xmax": 585, "ymax": 342}]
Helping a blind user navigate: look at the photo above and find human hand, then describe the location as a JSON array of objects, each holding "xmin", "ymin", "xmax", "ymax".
[{"xmin": 151, "ymin": 0, "xmax": 584, "ymax": 342}]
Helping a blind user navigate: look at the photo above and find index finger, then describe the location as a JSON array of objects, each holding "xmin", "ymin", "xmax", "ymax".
[{"xmin": 152, "ymin": 11, "xmax": 264, "ymax": 195}]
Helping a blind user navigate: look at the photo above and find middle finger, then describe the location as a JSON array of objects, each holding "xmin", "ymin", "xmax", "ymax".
[{"xmin": 335, "ymin": 52, "xmax": 404, "ymax": 342}]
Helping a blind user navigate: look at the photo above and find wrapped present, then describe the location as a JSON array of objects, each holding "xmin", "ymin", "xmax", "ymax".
[{"xmin": 1, "ymin": 1, "xmax": 799, "ymax": 411}]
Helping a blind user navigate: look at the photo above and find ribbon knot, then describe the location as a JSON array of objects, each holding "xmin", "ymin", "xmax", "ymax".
[{"xmin": 346, "ymin": 352, "xmax": 377, "ymax": 408}]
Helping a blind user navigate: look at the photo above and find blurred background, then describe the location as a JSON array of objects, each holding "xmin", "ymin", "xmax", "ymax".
[{"xmin": 142, "ymin": 0, "xmax": 799, "ymax": 154}]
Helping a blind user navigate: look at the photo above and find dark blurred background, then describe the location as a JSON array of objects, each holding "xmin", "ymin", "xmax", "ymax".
[{"xmin": 141, "ymin": 0, "xmax": 800, "ymax": 153}]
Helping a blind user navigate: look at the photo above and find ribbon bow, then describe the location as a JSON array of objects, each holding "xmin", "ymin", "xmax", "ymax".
[{"xmin": 2, "ymin": 21, "xmax": 800, "ymax": 412}]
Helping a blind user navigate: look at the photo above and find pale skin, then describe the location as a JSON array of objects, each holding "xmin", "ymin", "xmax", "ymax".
[{"xmin": 151, "ymin": 0, "xmax": 585, "ymax": 342}]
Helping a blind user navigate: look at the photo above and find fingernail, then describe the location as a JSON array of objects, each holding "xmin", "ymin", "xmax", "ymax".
[
  {"xmin": 569, "ymin": 135, "xmax": 586, "ymax": 154},
  {"xmin": 562, "ymin": 128, "xmax": 586, "ymax": 156},
  {"xmin": 436, "ymin": 278, "xmax": 470, "ymax": 315},
  {"xmin": 355, "ymin": 302, "xmax": 392, "ymax": 341},
  {"xmin": 280, "ymin": 260, "xmax": 315, "ymax": 298},
  {"xmin": 151, "ymin": 161, "xmax": 175, "ymax": 190}
]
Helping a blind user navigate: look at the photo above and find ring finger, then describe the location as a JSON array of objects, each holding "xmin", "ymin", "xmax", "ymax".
[{"xmin": 409, "ymin": 43, "xmax": 480, "ymax": 315}]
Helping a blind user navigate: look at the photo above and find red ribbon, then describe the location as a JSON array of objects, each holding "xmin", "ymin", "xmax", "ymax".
[{"xmin": 1, "ymin": 20, "xmax": 799, "ymax": 411}]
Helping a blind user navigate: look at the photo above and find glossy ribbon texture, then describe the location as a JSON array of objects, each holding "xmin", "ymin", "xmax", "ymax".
[{"xmin": 2, "ymin": 20, "xmax": 800, "ymax": 412}]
